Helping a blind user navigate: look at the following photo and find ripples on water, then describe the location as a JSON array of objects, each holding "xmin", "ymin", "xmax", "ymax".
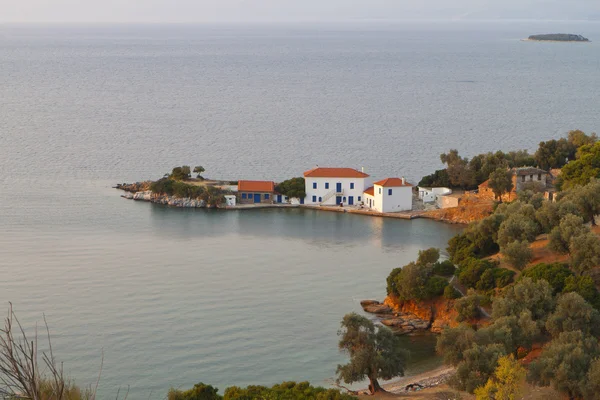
[{"xmin": 1, "ymin": 20, "xmax": 599, "ymax": 397}]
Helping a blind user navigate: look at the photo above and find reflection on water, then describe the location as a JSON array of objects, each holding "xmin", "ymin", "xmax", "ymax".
[
  {"xmin": 1, "ymin": 198, "xmax": 461, "ymax": 397},
  {"xmin": 148, "ymin": 206, "xmax": 453, "ymax": 252}
]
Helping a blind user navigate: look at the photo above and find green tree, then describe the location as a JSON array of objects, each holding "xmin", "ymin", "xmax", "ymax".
[
  {"xmin": 480, "ymin": 311, "xmax": 540, "ymax": 356},
  {"xmin": 451, "ymin": 344, "xmax": 507, "ymax": 393},
  {"xmin": 534, "ymin": 138, "xmax": 576, "ymax": 170},
  {"xmin": 223, "ymin": 382, "xmax": 356, "ymax": 400},
  {"xmin": 275, "ymin": 177, "xmax": 306, "ymax": 200},
  {"xmin": 455, "ymin": 289, "xmax": 485, "ymax": 322},
  {"xmin": 497, "ymin": 217, "xmax": 537, "ymax": 249},
  {"xmin": 474, "ymin": 355, "xmax": 526, "ymax": 400},
  {"xmin": 436, "ymin": 324, "xmax": 477, "ymax": 366},
  {"xmin": 546, "ymin": 292, "xmax": 600, "ymax": 338},
  {"xmin": 488, "ymin": 168, "xmax": 514, "ymax": 202},
  {"xmin": 417, "ymin": 247, "xmax": 440, "ymax": 266},
  {"xmin": 563, "ymin": 275, "xmax": 600, "ymax": 309},
  {"xmin": 535, "ymin": 201, "xmax": 561, "ymax": 234},
  {"xmin": 568, "ymin": 129, "xmax": 597, "ymax": 148},
  {"xmin": 170, "ymin": 166, "xmax": 191, "ymax": 181},
  {"xmin": 562, "ymin": 180, "xmax": 600, "ymax": 225},
  {"xmin": 570, "ymin": 232, "xmax": 600, "ymax": 275},
  {"xmin": 520, "ymin": 263, "xmax": 573, "ymax": 293},
  {"xmin": 193, "ymin": 166, "xmax": 206, "ymax": 179},
  {"xmin": 491, "ymin": 278, "xmax": 554, "ymax": 322},
  {"xmin": 168, "ymin": 383, "xmax": 222, "ymax": 400},
  {"xmin": 548, "ymin": 214, "xmax": 587, "ymax": 254},
  {"xmin": 559, "ymin": 141, "xmax": 600, "ymax": 189},
  {"xmin": 501, "ymin": 240, "xmax": 533, "ymax": 271},
  {"xmin": 336, "ymin": 313, "xmax": 408, "ymax": 394},
  {"xmin": 440, "ymin": 149, "xmax": 475, "ymax": 189},
  {"xmin": 528, "ymin": 331, "xmax": 600, "ymax": 400},
  {"xmin": 434, "ymin": 260, "xmax": 456, "ymax": 277},
  {"xmin": 582, "ymin": 359, "xmax": 600, "ymax": 400}
]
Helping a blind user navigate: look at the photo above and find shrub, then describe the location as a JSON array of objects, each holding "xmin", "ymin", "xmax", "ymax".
[
  {"xmin": 444, "ymin": 285, "xmax": 462, "ymax": 299},
  {"xmin": 433, "ymin": 260, "xmax": 456, "ymax": 277},
  {"xmin": 563, "ymin": 275, "xmax": 600, "ymax": 309},
  {"xmin": 520, "ymin": 263, "xmax": 573, "ymax": 293},
  {"xmin": 493, "ymin": 268, "xmax": 516, "ymax": 288},
  {"xmin": 386, "ymin": 267, "xmax": 402, "ymax": 296},
  {"xmin": 457, "ymin": 258, "xmax": 497, "ymax": 289},
  {"xmin": 168, "ymin": 383, "xmax": 221, "ymax": 400},
  {"xmin": 425, "ymin": 276, "xmax": 449, "ymax": 298}
]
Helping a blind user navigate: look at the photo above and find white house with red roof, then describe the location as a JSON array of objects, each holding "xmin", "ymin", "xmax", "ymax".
[
  {"xmin": 303, "ymin": 167, "xmax": 370, "ymax": 206},
  {"xmin": 363, "ymin": 177, "xmax": 413, "ymax": 213}
]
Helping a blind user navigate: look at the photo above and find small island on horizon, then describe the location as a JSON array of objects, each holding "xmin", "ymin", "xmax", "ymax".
[{"xmin": 525, "ymin": 33, "xmax": 590, "ymax": 42}]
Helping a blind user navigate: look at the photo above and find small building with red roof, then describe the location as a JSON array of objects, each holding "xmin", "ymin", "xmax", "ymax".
[
  {"xmin": 303, "ymin": 167, "xmax": 370, "ymax": 206},
  {"xmin": 237, "ymin": 180, "xmax": 276, "ymax": 204},
  {"xmin": 363, "ymin": 177, "xmax": 413, "ymax": 213}
]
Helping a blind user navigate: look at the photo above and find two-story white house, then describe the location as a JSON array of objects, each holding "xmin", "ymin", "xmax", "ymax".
[
  {"xmin": 363, "ymin": 178, "xmax": 413, "ymax": 213},
  {"xmin": 303, "ymin": 167, "xmax": 370, "ymax": 206}
]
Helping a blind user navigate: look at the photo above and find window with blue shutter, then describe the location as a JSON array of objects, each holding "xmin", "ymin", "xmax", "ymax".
[
  {"xmin": 242, "ymin": 193, "xmax": 247, "ymax": 199},
  {"xmin": 313, "ymin": 182, "xmax": 317, "ymax": 189},
  {"xmin": 312, "ymin": 195, "xmax": 317, "ymax": 202},
  {"xmin": 388, "ymin": 189, "xmax": 392, "ymax": 195},
  {"xmin": 350, "ymin": 183, "xmax": 354, "ymax": 189},
  {"xmin": 325, "ymin": 182, "xmax": 329, "ymax": 189},
  {"xmin": 265, "ymin": 194, "xmax": 270, "ymax": 200}
]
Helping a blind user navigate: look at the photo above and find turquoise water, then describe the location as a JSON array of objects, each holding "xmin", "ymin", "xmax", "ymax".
[{"xmin": 2, "ymin": 20, "xmax": 599, "ymax": 397}]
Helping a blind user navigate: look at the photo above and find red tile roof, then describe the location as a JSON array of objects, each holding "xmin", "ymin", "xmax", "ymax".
[
  {"xmin": 364, "ymin": 186, "xmax": 374, "ymax": 196},
  {"xmin": 373, "ymin": 178, "xmax": 412, "ymax": 187},
  {"xmin": 238, "ymin": 180, "xmax": 275, "ymax": 193},
  {"xmin": 304, "ymin": 167, "xmax": 369, "ymax": 178}
]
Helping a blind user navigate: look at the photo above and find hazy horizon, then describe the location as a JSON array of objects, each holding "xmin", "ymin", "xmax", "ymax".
[{"xmin": 2, "ymin": 0, "xmax": 600, "ymax": 24}]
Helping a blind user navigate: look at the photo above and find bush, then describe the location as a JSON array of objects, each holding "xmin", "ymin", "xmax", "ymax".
[
  {"xmin": 433, "ymin": 260, "xmax": 456, "ymax": 277},
  {"xmin": 224, "ymin": 382, "xmax": 356, "ymax": 400},
  {"xmin": 444, "ymin": 285, "xmax": 462, "ymax": 299},
  {"xmin": 521, "ymin": 263, "xmax": 573, "ymax": 293},
  {"xmin": 457, "ymin": 258, "xmax": 497, "ymax": 289},
  {"xmin": 493, "ymin": 268, "xmax": 516, "ymax": 288},
  {"xmin": 425, "ymin": 276, "xmax": 449, "ymax": 298},
  {"xmin": 168, "ymin": 383, "xmax": 221, "ymax": 400}
]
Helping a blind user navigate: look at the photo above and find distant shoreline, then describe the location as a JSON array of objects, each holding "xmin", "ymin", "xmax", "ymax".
[{"xmin": 521, "ymin": 38, "xmax": 592, "ymax": 43}]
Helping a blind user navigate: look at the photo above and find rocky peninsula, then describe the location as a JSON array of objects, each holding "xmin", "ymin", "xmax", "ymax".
[{"xmin": 526, "ymin": 33, "xmax": 590, "ymax": 42}]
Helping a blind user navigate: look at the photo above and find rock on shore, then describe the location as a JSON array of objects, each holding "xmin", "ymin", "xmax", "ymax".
[
  {"xmin": 122, "ymin": 190, "xmax": 207, "ymax": 208},
  {"xmin": 360, "ymin": 296, "xmax": 459, "ymax": 334}
]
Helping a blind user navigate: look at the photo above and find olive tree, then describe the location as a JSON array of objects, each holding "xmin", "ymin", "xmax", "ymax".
[
  {"xmin": 548, "ymin": 214, "xmax": 586, "ymax": 255},
  {"xmin": 488, "ymin": 168, "xmax": 514, "ymax": 202},
  {"xmin": 501, "ymin": 240, "xmax": 533, "ymax": 270},
  {"xmin": 546, "ymin": 292, "xmax": 600, "ymax": 338},
  {"xmin": 570, "ymin": 232, "xmax": 600, "ymax": 275},
  {"xmin": 528, "ymin": 331, "xmax": 600, "ymax": 400},
  {"xmin": 336, "ymin": 313, "xmax": 408, "ymax": 394}
]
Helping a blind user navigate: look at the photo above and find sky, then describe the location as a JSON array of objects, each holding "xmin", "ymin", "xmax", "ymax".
[{"xmin": 1, "ymin": 0, "xmax": 599, "ymax": 23}]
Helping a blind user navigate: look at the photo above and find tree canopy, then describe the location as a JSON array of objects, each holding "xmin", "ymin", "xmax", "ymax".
[
  {"xmin": 275, "ymin": 177, "xmax": 306, "ymax": 200},
  {"xmin": 336, "ymin": 313, "xmax": 408, "ymax": 394}
]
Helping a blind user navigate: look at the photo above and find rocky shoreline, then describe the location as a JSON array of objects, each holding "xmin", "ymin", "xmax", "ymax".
[
  {"xmin": 360, "ymin": 296, "xmax": 459, "ymax": 335},
  {"xmin": 121, "ymin": 190, "xmax": 208, "ymax": 208}
]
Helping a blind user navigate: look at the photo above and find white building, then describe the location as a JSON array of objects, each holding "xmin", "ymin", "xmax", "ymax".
[
  {"xmin": 418, "ymin": 187, "xmax": 452, "ymax": 203},
  {"xmin": 303, "ymin": 167, "xmax": 370, "ymax": 206},
  {"xmin": 363, "ymin": 178, "xmax": 413, "ymax": 213}
]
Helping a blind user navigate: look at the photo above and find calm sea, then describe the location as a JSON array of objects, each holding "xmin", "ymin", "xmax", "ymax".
[{"xmin": 1, "ymin": 20, "xmax": 599, "ymax": 397}]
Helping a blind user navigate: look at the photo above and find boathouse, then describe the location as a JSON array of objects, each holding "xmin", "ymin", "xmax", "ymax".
[
  {"xmin": 303, "ymin": 167, "xmax": 370, "ymax": 206},
  {"xmin": 237, "ymin": 180, "xmax": 276, "ymax": 204}
]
